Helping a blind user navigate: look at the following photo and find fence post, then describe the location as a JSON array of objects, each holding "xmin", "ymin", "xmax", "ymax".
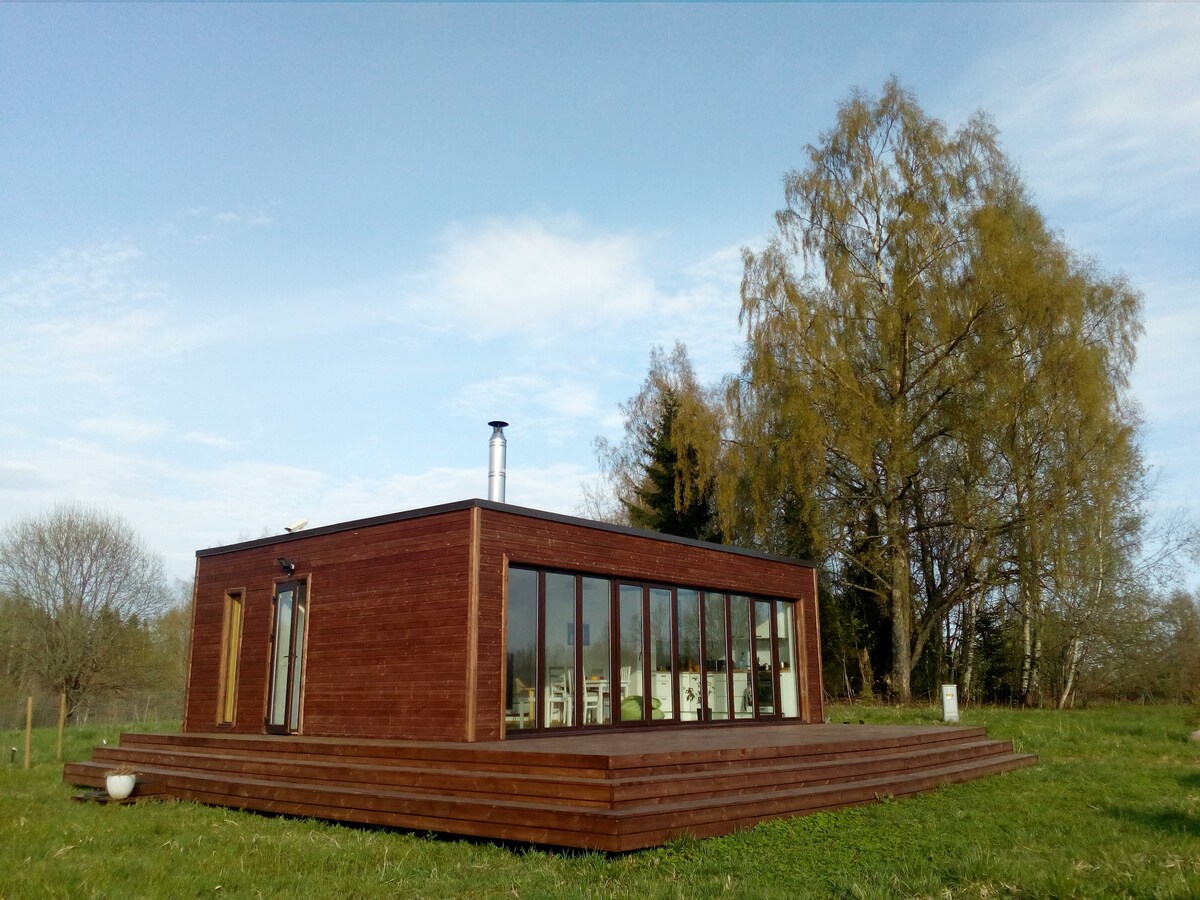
[
  {"xmin": 56, "ymin": 692, "xmax": 67, "ymax": 762},
  {"xmin": 24, "ymin": 696, "xmax": 33, "ymax": 770}
]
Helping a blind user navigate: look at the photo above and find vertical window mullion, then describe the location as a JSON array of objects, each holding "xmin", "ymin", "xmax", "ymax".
[
  {"xmin": 723, "ymin": 594, "xmax": 734, "ymax": 720},
  {"xmin": 535, "ymin": 571, "xmax": 546, "ymax": 730},
  {"xmin": 697, "ymin": 594, "xmax": 706, "ymax": 722},
  {"xmin": 574, "ymin": 576, "xmax": 584, "ymax": 728},
  {"xmin": 641, "ymin": 586, "xmax": 651, "ymax": 722},
  {"xmin": 670, "ymin": 588, "xmax": 680, "ymax": 724},
  {"xmin": 609, "ymin": 581, "xmax": 619, "ymax": 728}
]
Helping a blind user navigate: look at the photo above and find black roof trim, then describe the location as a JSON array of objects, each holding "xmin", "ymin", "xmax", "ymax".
[{"xmin": 195, "ymin": 498, "xmax": 816, "ymax": 569}]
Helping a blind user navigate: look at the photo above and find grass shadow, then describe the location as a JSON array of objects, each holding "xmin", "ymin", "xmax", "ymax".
[
  {"xmin": 1106, "ymin": 805, "xmax": 1200, "ymax": 838},
  {"xmin": 214, "ymin": 804, "xmax": 615, "ymax": 858}
]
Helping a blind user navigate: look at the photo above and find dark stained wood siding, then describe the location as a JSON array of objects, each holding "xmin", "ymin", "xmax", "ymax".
[
  {"xmin": 187, "ymin": 510, "xmax": 475, "ymax": 741},
  {"xmin": 187, "ymin": 501, "xmax": 821, "ymax": 743}
]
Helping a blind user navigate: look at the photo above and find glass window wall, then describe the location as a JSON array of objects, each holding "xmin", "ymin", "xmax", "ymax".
[{"xmin": 505, "ymin": 567, "xmax": 802, "ymax": 732}]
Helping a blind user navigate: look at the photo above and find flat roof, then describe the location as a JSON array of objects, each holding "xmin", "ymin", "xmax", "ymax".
[{"xmin": 195, "ymin": 498, "xmax": 815, "ymax": 569}]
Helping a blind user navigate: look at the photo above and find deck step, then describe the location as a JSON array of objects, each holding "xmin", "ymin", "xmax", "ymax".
[
  {"xmin": 68, "ymin": 778, "xmax": 166, "ymax": 803},
  {"xmin": 68, "ymin": 749, "xmax": 1035, "ymax": 851},
  {"xmin": 74, "ymin": 736, "xmax": 1018, "ymax": 809},
  {"xmin": 64, "ymin": 724, "xmax": 1037, "ymax": 851}
]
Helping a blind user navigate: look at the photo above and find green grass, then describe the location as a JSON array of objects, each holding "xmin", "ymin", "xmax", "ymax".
[{"xmin": 1, "ymin": 705, "xmax": 1197, "ymax": 898}]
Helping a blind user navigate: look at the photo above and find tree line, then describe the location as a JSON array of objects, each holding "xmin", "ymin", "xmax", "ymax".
[
  {"xmin": 0, "ymin": 502, "xmax": 190, "ymax": 727},
  {"xmin": 587, "ymin": 80, "xmax": 1200, "ymax": 707}
]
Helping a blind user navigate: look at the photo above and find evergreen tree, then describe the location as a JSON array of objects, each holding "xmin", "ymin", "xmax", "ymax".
[
  {"xmin": 590, "ymin": 342, "xmax": 725, "ymax": 542},
  {"xmin": 623, "ymin": 388, "xmax": 722, "ymax": 542}
]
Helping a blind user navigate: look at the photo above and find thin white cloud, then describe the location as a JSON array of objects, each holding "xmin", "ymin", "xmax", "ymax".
[
  {"xmin": 964, "ymin": 5, "xmax": 1200, "ymax": 230},
  {"xmin": 0, "ymin": 463, "xmax": 53, "ymax": 492},
  {"xmin": 404, "ymin": 217, "xmax": 659, "ymax": 340},
  {"xmin": 75, "ymin": 416, "xmax": 242, "ymax": 451},
  {"xmin": 454, "ymin": 372, "xmax": 603, "ymax": 423},
  {"xmin": 322, "ymin": 462, "xmax": 593, "ymax": 520},
  {"xmin": 0, "ymin": 242, "xmax": 149, "ymax": 311},
  {"xmin": 159, "ymin": 204, "xmax": 276, "ymax": 243},
  {"xmin": 650, "ymin": 242, "xmax": 747, "ymax": 384},
  {"xmin": 1130, "ymin": 280, "xmax": 1200, "ymax": 424},
  {"xmin": 78, "ymin": 415, "xmax": 169, "ymax": 443},
  {"xmin": 179, "ymin": 431, "xmax": 241, "ymax": 451},
  {"xmin": 0, "ymin": 242, "xmax": 188, "ymax": 390},
  {"xmin": 212, "ymin": 210, "xmax": 272, "ymax": 226}
]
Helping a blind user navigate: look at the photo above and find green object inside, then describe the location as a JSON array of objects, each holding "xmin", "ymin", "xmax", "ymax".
[{"xmin": 620, "ymin": 695, "xmax": 664, "ymax": 720}]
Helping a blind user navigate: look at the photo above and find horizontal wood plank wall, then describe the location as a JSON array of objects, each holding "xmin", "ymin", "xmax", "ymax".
[
  {"xmin": 189, "ymin": 501, "xmax": 820, "ymax": 745},
  {"xmin": 474, "ymin": 507, "xmax": 821, "ymax": 740},
  {"xmin": 188, "ymin": 510, "xmax": 474, "ymax": 741}
]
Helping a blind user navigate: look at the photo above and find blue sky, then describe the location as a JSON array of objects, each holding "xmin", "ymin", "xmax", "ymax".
[{"xmin": 2, "ymin": 3, "xmax": 1197, "ymax": 587}]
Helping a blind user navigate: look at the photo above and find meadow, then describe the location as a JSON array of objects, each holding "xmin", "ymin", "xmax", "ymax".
[{"xmin": 1, "ymin": 703, "xmax": 1196, "ymax": 899}]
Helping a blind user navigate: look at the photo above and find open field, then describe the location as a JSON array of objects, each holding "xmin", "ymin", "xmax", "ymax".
[{"xmin": 2, "ymin": 704, "xmax": 1197, "ymax": 899}]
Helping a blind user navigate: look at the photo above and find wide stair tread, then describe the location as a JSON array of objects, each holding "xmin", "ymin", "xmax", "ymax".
[
  {"xmin": 66, "ymin": 749, "xmax": 1034, "ymax": 821},
  {"xmin": 74, "ymin": 736, "xmax": 1015, "ymax": 800}
]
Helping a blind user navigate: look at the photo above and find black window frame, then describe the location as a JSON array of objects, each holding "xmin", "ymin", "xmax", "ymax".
[{"xmin": 504, "ymin": 565, "xmax": 801, "ymax": 734}]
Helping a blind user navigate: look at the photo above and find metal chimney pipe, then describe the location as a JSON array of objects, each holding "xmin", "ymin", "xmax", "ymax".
[{"xmin": 487, "ymin": 421, "xmax": 508, "ymax": 502}]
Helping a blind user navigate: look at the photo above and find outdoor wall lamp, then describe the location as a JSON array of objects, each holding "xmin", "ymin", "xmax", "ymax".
[{"xmin": 277, "ymin": 557, "xmax": 296, "ymax": 574}]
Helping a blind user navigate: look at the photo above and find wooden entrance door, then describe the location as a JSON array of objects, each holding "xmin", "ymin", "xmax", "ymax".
[{"xmin": 266, "ymin": 579, "xmax": 307, "ymax": 734}]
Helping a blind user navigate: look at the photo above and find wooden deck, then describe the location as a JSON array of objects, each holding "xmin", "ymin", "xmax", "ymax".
[{"xmin": 63, "ymin": 723, "xmax": 1036, "ymax": 851}]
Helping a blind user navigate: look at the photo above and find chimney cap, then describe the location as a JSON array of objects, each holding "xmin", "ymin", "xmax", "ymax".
[{"xmin": 488, "ymin": 420, "xmax": 509, "ymax": 429}]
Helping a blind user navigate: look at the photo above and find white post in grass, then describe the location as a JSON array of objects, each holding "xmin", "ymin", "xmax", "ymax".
[
  {"xmin": 942, "ymin": 684, "xmax": 960, "ymax": 723},
  {"xmin": 24, "ymin": 696, "xmax": 32, "ymax": 769}
]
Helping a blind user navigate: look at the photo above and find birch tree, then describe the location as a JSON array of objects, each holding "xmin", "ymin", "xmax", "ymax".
[{"xmin": 730, "ymin": 79, "xmax": 1143, "ymax": 701}]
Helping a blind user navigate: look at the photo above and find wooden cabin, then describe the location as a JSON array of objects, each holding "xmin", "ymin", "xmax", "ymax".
[
  {"xmin": 187, "ymin": 498, "xmax": 824, "ymax": 742},
  {"xmin": 66, "ymin": 498, "xmax": 1035, "ymax": 850}
]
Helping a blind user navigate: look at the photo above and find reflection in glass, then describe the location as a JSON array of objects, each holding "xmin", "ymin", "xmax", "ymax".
[
  {"xmin": 649, "ymin": 588, "xmax": 675, "ymax": 720},
  {"xmin": 581, "ymin": 577, "xmax": 611, "ymax": 724},
  {"xmin": 777, "ymin": 601, "xmax": 800, "ymax": 717},
  {"xmin": 619, "ymin": 585, "xmax": 644, "ymax": 720},
  {"xmin": 703, "ymin": 592, "xmax": 729, "ymax": 720},
  {"xmin": 502, "ymin": 565, "xmax": 804, "ymax": 729},
  {"xmin": 505, "ymin": 568, "xmax": 538, "ymax": 729},
  {"xmin": 730, "ymin": 595, "xmax": 753, "ymax": 719},
  {"xmin": 677, "ymin": 590, "xmax": 702, "ymax": 720},
  {"xmin": 269, "ymin": 588, "xmax": 293, "ymax": 727},
  {"xmin": 544, "ymin": 573, "xmax": 575, "ymax": 727},
  {"xmin": 289, "ymin": 588, "xmax": 307, "ymax": 731},
  {"xmin": 754, "ymin": 600, "xmax": 776, "ymax": 716},
  {"xmin": 268, "ymin": 581, "xmax": 307, "ymax": 733}
]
